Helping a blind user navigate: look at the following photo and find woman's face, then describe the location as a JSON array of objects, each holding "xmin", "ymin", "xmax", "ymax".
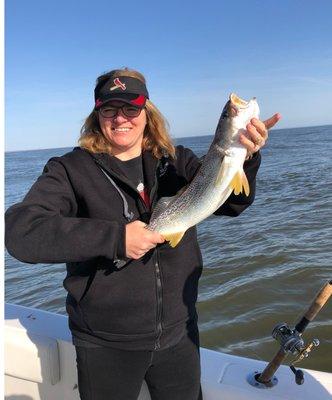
[{"xmin": 98, "ymin": 101, "xmax": 147, "ymax": 160}]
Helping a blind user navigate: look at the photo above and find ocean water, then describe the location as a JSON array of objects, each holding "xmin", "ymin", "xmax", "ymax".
[{"xmin": 5, "ymin": 125, "xmax": 332, "ymax": 372}]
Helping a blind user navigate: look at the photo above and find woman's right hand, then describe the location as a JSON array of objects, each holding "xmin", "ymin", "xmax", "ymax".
[{"xmin": 125, "ymin": 221, "xmax": 165, "ymax": 259}]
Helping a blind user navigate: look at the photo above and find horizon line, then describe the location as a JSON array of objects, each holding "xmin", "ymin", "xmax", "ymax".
[{"xmin": 5, "ymin": 123, "xmax": 332, "ymax": 154}]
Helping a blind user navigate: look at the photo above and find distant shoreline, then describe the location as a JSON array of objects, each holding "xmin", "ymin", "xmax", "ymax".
[{"xmin": 5, "ymin": 124, "xmax": 332, "ymax": 154}]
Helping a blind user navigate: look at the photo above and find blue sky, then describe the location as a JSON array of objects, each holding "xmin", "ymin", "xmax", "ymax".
[{"xmin": 5, "ymin": 0, "xmax": 332, "ymax": 151}]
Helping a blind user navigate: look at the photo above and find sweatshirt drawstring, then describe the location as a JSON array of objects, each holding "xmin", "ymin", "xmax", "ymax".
[{"xmin": 99, "ymin": 168, "xmax": 135, "ymax": 222}]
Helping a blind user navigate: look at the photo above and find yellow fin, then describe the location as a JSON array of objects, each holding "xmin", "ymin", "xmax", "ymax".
[
  {"xmin": 241, "ymin": 170, "xmax": 250, "ymax": 196},
  {"xmin": 230, "ymin": 171, "xmax": 242, "ymax": 195},
  {"xmin": 163, "ymin": 231, "xmax": 185, "ymax": 248},
  {"xmin": 230, "ymin": 170, "xmax": 250, "ymax": 196}
]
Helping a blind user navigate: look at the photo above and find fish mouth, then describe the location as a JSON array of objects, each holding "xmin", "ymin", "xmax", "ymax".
[{"xmin": 230, "ymin": 93, "xmax": 254, "ymax": 109}]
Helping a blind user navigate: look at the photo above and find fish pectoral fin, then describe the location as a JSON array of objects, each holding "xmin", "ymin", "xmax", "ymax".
[
  {"xmin": 230, "ymin": 170, "xmax": 250, "ymax": 196},
  {"xmin": 163, "ymin": 231, "xmax": 186, "ymax": 248},
  {"xmin": 215, "ymin": 158, "xmax": 229, "ymax": 186}
]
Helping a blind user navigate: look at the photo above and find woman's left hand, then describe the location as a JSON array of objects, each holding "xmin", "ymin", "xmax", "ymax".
[{"xmin": 240, "ymin": 113, "xmax": 281, "ymax": 158}]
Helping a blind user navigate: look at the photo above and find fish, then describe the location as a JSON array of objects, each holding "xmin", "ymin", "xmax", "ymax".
[{"xmin": 148, "ymin": 93, "xmax": 260, "ymax": 247}]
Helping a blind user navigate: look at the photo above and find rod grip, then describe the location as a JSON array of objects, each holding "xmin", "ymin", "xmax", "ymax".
[{"xmin": 295, "ymin": 280, "xmax": 332, "ymax": 333}]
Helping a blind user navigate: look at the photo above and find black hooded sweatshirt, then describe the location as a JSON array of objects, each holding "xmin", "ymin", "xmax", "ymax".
[{"xmin": 5, "ymin": 146, "xmax": 261, "ymax": 350}]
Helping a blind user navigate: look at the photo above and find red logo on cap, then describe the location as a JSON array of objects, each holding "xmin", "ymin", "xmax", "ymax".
[
  {"xmin": 131, "ymin": 95, "xmax": 146, "ymax": 106},
  {"xmin": 110, "ymin": 78, "xmax": 126, "ymax": 91}
]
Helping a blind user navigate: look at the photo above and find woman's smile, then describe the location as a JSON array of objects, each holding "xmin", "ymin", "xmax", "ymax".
[{"xmin": 112, "ymin": 127, "xmax": 132, "ymax": 132}]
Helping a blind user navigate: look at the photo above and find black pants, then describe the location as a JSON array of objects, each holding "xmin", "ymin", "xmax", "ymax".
[{"xmin": 75, "ymin": 333, "xmax": 202, "ymax": 400}]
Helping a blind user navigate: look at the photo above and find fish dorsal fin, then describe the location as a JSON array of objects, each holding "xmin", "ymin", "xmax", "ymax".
[
  {"xmin": 230, "ymin": 169, "xmax": 250, "ymax": 196},
  {"xmin": 163, "ymin": 231, "xmax": 186, "ymax": 248},
  {"xmin": 150, "ymin": 185, "xmax": 188, "ymax": 220}
]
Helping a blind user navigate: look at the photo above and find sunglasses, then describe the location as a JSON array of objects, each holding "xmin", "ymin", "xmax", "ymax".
[{"xmin": 99, "ymin": 104, "xmax": 142, "ymax": 119}]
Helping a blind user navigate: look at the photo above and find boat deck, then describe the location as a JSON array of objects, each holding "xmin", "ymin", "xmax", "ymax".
[{"xmin": 5, "ymin": 303, "xmax": 332, "ymax": 400}]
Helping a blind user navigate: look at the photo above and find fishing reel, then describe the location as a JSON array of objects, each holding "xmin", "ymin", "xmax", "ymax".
[
  {"xmin": 272, "ymin": 323, "xmax": 305, "ymax": 355},
  {"xmin": 272, "ymin": 322, "xmax": 320, "ymax": 385},
  {"xmin": 248, "ymin": 280, "xmax": 331, "ymax": 390}
]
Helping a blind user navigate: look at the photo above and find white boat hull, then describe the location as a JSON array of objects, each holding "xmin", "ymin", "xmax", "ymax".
[{"xmin": 5, "ymin": 303, "xmax": 332, "ymax": 400}]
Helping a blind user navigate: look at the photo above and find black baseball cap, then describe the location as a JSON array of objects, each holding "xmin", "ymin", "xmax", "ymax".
[{"xmin": 94, "ymin": 75, "xmax": 149, "ymax": 110}]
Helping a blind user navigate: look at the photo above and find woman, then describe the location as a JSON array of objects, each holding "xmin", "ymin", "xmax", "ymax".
[{"xmin": 5, "ymin": 68, "xmax": 280, "ymax": 400}]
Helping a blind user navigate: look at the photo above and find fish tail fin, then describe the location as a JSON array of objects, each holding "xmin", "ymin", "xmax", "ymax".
[
  {"xmin": 230, "ymin": 169, "xmax": 250, "ymax": 196},
  {"xmin": 163, "ymin": 231, "xmax": 185, "ymax": 247}
]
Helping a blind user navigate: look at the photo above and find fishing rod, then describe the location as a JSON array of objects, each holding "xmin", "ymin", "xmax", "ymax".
[{"xmin": 248, "ymin": 280, "xmax": 332, "ymax": 388}]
